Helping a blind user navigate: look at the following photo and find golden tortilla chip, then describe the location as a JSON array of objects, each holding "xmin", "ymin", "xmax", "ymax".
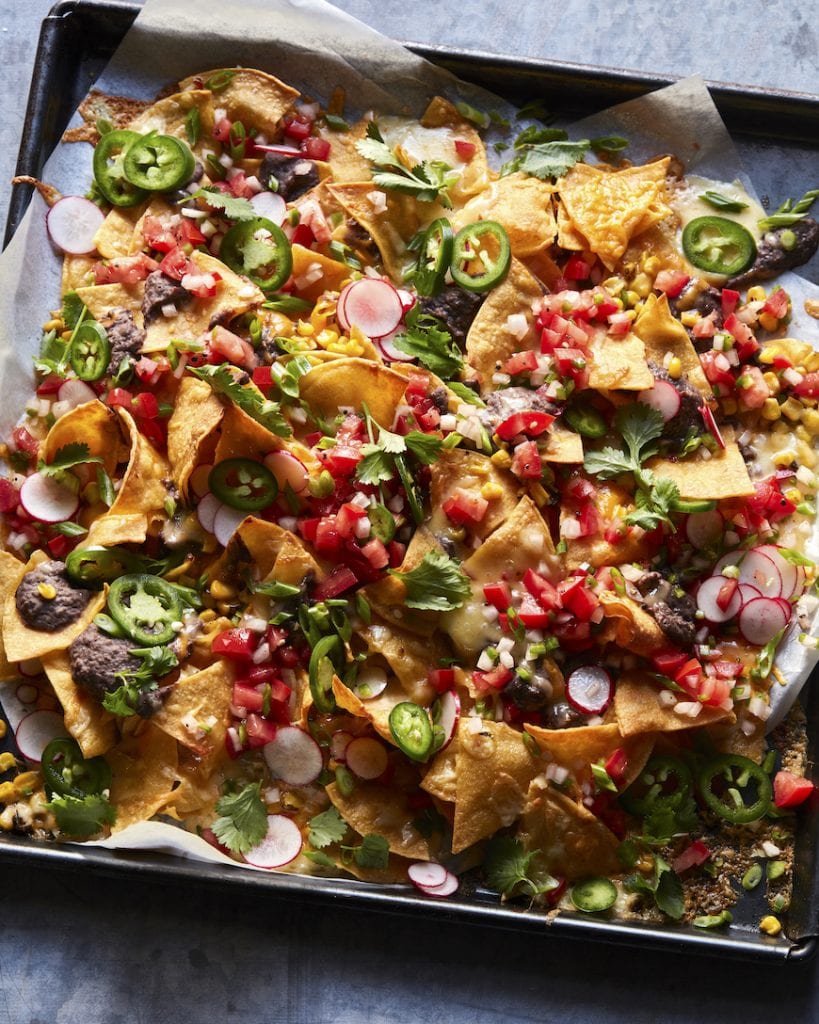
[
  {"xmin": 326, "ymin": 183, "xmax": 420, "ymax": 281},
  {"xmin": 179, "ymin": 69, "xmax": 298, "ymax": 137},
  {"xmin": 0, "ymin": 552, "xmax": 27, "ymax": 681},
  {"xmin": 207, "ymin": 515, "xmax": 318, "ymax": 586},
  {"xmin": 647, "ymin": 439, "xmax": 755, "ymax": 500},
  {"xmin": 451, "ymin": 718, "xmax": 540, "ymax": 853},
  {"xmin": 129, "ymin": 90, "xmax": 215, "ymax": 153},
  {"xmin": 555, "ymin": 199, "xmax": 588, "ymax": 251},
  {"xmin": 429, "ymin": 449, "xmax": 519, "ymax": 540},
  {"xmin": 587, "ymin": 325, "xmax": 653, "ymax": 390},
  {"xmin": 518, "ymin": 783, "xmax": 620, "ymax": 880},
  {"xmin": 452, "ymin": 173, "xmax": 556, "ymax": 257},
  {"xmin": 299, "ymin": 356, "xmax": 409, "ymax": 428},
  {"xmin": 291, "ymin": 244, "xmax": 349, "ymax": 303},
  {"xmin": 359, "ymin": 618, "xmax": 443, "ymax": 705},
  {"xmin": 614, "ymin": 670, "xmax": 734, "ymax": 736},
  {"xmin": 326, "ymin": 779, "xmax": 431, "ymax": 861},
  {"xmin": 465, "ymin": 258, "xmax": 544, "ymax": 385},
  {"xmin": 94, "ymin": 203, "xmax": 146, "ymax": 260},
  {"xmin": 321, "ymin": 119, "xmax": 372, "ymax": 183},
  {"xmin": 633, "ymin": 293, "xmax": 711, "ymax": 397},
  {"xmin": 152, "ymin": 661, "xmax": 234, "ymax": 755},
  {"xmin": 41, "ymin": 649, "xmax": 117, "ymax": 757},
  {"xmin": 62, "ymin": 255, "xmax": 95, "ymax": 292},
  {"xmin": 44, "ymin": 399, "xmax": 125, "ymax": 476},
  {"xmin": 421, "ymin": 734, "xmax": 459, "ymax": 803},
  {"xmin": 108, "ymin": 724, "xmax": 179, "ymax": 832},
  {"xmin": 420, "ymin": 97, "xmax": 491, "ymax": 199},
  {"xmin": 330, "ymin": 849, "xmax": 416, "ymax": 885},
  {"xmin": 598, "ymin": 591, "xmax": 666, "ymax": 656},
  {"xmin": 167, "ymin": 376, "xmax": 224, "ymax": 497},
  {"xmin": 331, "ymin": 674, "xmax": 406, "ymax": 744},
  {"xmin": 523, "ymin": 722, "xmax": 654, "ymax": 790},
  {"xmin": 542, "ymin": 424, "xmax": 584, "ymax": 464}
]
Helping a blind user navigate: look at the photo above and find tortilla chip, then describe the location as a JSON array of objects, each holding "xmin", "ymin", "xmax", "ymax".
[
  {"xmin": 167, "ymin": 376, "xmax": 224, "ymax": 496},
  {"xmin": 647, "ymin": 440, "xmax": 755, "ymax": 500},
  {"xmin": 321, "ymin": 119, "xmax": 372, "ymax": 183},
  {"xmin": 451, "ymin": 718, "xmax": 540, "ymax": 853},
  {"xmin": 555, "ymin": 199, "xmax": 588, "ymax": 251},
  {"xmin": 518, "ymin": 783, "xmax": 620, "ymax": 880},
  {"xmin": 268, "ymin": 531, "xmax": 321, "ymax": 588},
  {"xmin": 331, "ymin": 850, "xmax": 416, "ymax": 885},
  {"xmin": 41, "ymin": 649, "xmax": 117, "ymax": 757},
  {"xmin": 129, "ymin": 90, "xmax": 215, "ymax": 153},
  {"xmin": 331, "ymin": 674, "xmax": 407, "ymax": 744},
  {"xmin": 452, "ymin": 173, "xmax": 556, "ymax": 257},
  {"xmin": 429, "ymin": 449, "xmax": 519, "ymax": 539},
  {"xmin": 466, "ymin": 258, "xmax": 543, "ymax": 385},
  {"xmin": 326, "ymin": 183, "xmax": 420, "ymax": 282},
  {"xmin": 62, "ymin": 255, "xmax": 96, "ymax": 292},
  {"xmin": 44, "ymin": 399, "xmax": 125, "ymax": 476},
  {"xmin": 108, "ymin": 724, "xmax": 179, "ymax": 832},
  {"xmin": 74, "ymin": 281, "xmax": 143, "ymax": 324},
  {"xmin": 290, "ymin": 244, "xmax": 349, "ymax": 303},
  {"xmin": 421, "ymin": 734, "xmax": 459, "ymax": 803},
  {"xmin": 523, "ymin": 248, "xmax": 564, "ymax": 290},
  {"xmin": 299, "ymin": 356, "xmax": 409, "ymax": 428},
  {"xmin": 326, "ymin": 779, "xmax": 431, "ymax": 861},
  {"xmin": 587, "ymin": 325, "xmax": 653, "ymax": 390},
  {"xmin": 564, "ymin": 528, "xmax": 647, "ymax": 571},
  {"xmin": 598, "ymin": 591, "xmax": 666, "ymax": 656},
  {"xmin": 152, "ymin": 661, "xmax": 234, "ymax": 755},
  {"xmin": 207, "ymin": 515, "xmax": 318, "ymax": 586},
  {"xmin": 0, "ymin": 553, "xmax": 27, "ymax": 681},
  {"xmin": 359, "ymin": 618, "xmax": 443, "ymax": 705},
  {"xmin": 633, "ymin": 293, "xmax": 711, "ymax": 397},
  {"xmin": 420, "ymin": 97, "xmax": 491, "ymax": 199},
  {"xmin": 542, "ymin": 424, "xmax": 584, "ymax": 464},
  {"xmin": 360, "ymin": 527, "xmax": 442, "ymax": 637},
  {"xmin": 614, "ymin": 670, "xmax": 734, "ymax": 736},
  {"xmin": 558, "ymin": 159, "xmax": 671, "ymax": 269},
  {"xmin": 179, "ymin": 69, "xmax": 299, "ymax": 137},
  {"xmin": 94, "ymin": 204, "xmax": 146, "ymax": 260},
  {"xmin": 523, "ymin": 722, "xmax": 654, "ymax": 790}
]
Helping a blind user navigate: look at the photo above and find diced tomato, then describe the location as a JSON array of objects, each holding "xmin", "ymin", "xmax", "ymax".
[
  {"xmin": 762, "ymin": 287, "xmax": 789, "ymax": 320},
  {"xmin": 604, "ymin": 748, "xmax": 628, "ymax": 787},
  {"xmin": 472, "ymin": 666, "xmax": 514, "ymax": 692},
  {"xmin": 134, "ymin": 356, "xmax": 160, "ymax": 385},
  {"xmin": 226, "ymin": 170, "xmax": 255, "ymax": 199},
  {"xmin": 298, "ymin": 517, "xmax": 320, "ymax": 543},
  {"xmin": 142, "ymin": 215, "xmax": 177, "ymax": 253},
  {"xmin": 159, "ymin": 246, "xmax": 196, "ymax": 282},
  {"xmin": 428, "ymin": 668, "xmax": 455, "ymax": 694},
  {"xmin": 691, "ymin": 311, "xmax": 718, "ymax": 339},
  {"xmin": 736, "ymin": 364, "xmax": 770, "ymax": 410},
  {"xmin": 714, "ymin": 660, "xmax": 743, "ymax": 679},
  {"xmin": 747, "ymin": 477, "xmax": 797, "ymax": 525},
  {"xmin": 591, "ymin": 291, "xmax": 620, "ymax": 318},
  {"xmin": 360, "ymin": 537, "xmax": 389, "ymax": 570},
  {"xmin": 415, "ymin": 406, "xmax": 441, "ymax": 432},
  {"xmin": 388, "ymin": 540, "xmax": 406, "ymax": 567},
  {"xmin": 252, "ymin": 366, "xmax": 274, "ymax": 393},
  {"xmin": 323, "ymin": 445, "xmax": 363, "ymax": 478},
  {"xmin": 301, "ymin": 136, "xmax": 331, "ymax": 161},
  {"xmin": 553, "ymin": 348, "xmax": 587, "ymax": 378},
  {"xmin": 557, "ymin": 575, "xmax": 599, "ymax": 621},
  {"xmin": 502, "ymin": 350, "xmax": 539, "ymax": 375},
  {"xmin": 210, "ymin": 325, "xmax": 256, "ymax": 369},
  {"xmin": 721, "ymin": 288, "xmax": 740, "ymax": 317},
  {"xmin": 773, "ymin": 355, "xmax": 793, "ymax": 370},
  {"xmin": 716, "ymin": 576, "xmax": 738, "ymax": 612},
  {"xmin": 442, "ymin": 488, "xmax": 489, "ymax": 525},
  {"xmin": 484, "ymin": 580, "xmax": 512, "ymax": 611},
  {"xmin": 334, "ymin": 502, "xmax": 368, "ymax": 539},
  {"xmin": 105, "ymin": 387, "xmax": 134, "ymax": 409},
  {"xmin": 132, "ymin": 392, "xmax": 159, "ymax": 419},
  {"xmin": 336, "ymin": 414, "xmax": 366, "ymax": 443},
  {"xmin": 510, "ymin": 441, "xmax": 542, "ymax": 480},
  {"xmin": 212, "ymin": 627, "xmax": 258, "ymax": 661},
  {"xmin": 575, "ymin": 502, "xmax": 599, "ymax": 538},
  {"xmin": 36, "ymin": 374, "xmax": 64, "ymax": 396},
  {"xmin": 607, "ymin": 311, "xmax": 632, "ymax": 336},
  {"xmin": 181, "ymin": 270, "xmax": 222, "ymax": 299},
  {"xmin": 138, "ymin": 417, "xmax": 166, "ymax": 449},
  {"xmin": 773, "ymin": 770, "xmax": 815, "ymax": 809},
  {"xmin": 699, "ymin": 349, "xmax": 736, "ymax": 388},
  {"xmin": 245, "ymin": 714, "xmax": 279, "ymax": 748},
  {"xmin": 284, "ymin": 117, "xmax": 313, "ymax": 142},
  {"xmin": 178, "ymin": 217, "xmax": 207, "ymax": 247},
  {"xmin": 604, "ymin": 523, "xmax": 626, "ymax": 544},
  {"xmin": 290, "ymin": 223, "xmax": 316, "ymax": 250},
  {"xmin": 232, "ymin": 682, "xmax": 265, "ymax": 714},
  {"xmin": 11, "ymin": 426, "xmax": 39, "ymax": 456},
  {"xmin": 0, "ymin": 478, "xmax": 18, "ymax": 512},
  {"xmin": 652, "ymin": 649, "xmax": 689, "ymax": 676},
  {"xmin": 406, "ymin": 373, "xmax": 432, "ymax": 403},
  {"xmin": 312, "ymin": 565, "xmax": 358, "ymax": 601},
  {"xmin": 314, "ymin": 517, "xmax": 343, "ymax": 556},
  {"xmin": 454, "ymin": 139, "xmax": 476, "ymax": 161},
  {"xmin": 517, "ymin": 593, "xmax": 551, "ymax": 628},
  {"xmin": 495, "ymin": 410, "xmax": 555, "ymax": 441},
  {"xmin": 653, "ymin": 270, "xmax": 690, "ymax": 298},
  {"xmin": 551, "ymin": 616, "xmax": 592, "ymax": 651},
  {"xmin": 523, "ymin": 569, "xmax": 559, "ymax": 611},
  {"xmin": 212, "ymin": 117, "xmax": 232, "ymax": 143},
  {"xmin": 46, "ymin": 534, "xmax": 71, "ymax": 558},
  {"xmin": 672, "ymin": 839, "xmax": 711, "ymax": 874},
  {"xmin": 564, "ymin": 255, "xmax": 591, "ymax": 281},
  {"xmin": 93, "ymin": 254, "xmax": 158, "ymax": 286},
  {"xmin": 795, "ymin": 372, "xmax": 819, "ymax": 399},
  {"xmin": 245, "ymin": 666, "xmax": 292, "ymax": 699}
]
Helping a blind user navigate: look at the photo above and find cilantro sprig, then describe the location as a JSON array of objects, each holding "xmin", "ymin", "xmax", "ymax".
[
  {"xmin": 308, "ymin": 807, "xmax": 349, "ymax": 849},
  {"xmin": 187, "ymin": 186, "xmax": 257, "ymax": 222},
  {"xmin": 355, "ymin": 122, "xmax": 460, "ymax": 209},
  {"xmin": 103, "ymin": 645, "xmax": 179, "ymax": 717},
  {"xmin": 483, "ymin": 835, "xmax": 559, "ymax": 900},
  {"xmin": 38, "ymin": 442, "xmax": 102, "ymax": 479},
  {"xmin": 190, "ymin": 363, "xmax": 291, "ymax": 437},
  {"xmin": 211, "ymin": 781, "xmax": 268, "ymax": 855},
  {"xmin": 388, "ymin": 549, "xmax": 471, "ymax": 611},
  {"xmin": 391, "ymin": 305, "xmax": 463, "ymax": 379},
  {"xmin": 501, "ymin": 137, "xmax": 589, "ymax": 181},
  {"xmin": 46, "ymin": 793, "xmax": 116, "ymax": 838}
]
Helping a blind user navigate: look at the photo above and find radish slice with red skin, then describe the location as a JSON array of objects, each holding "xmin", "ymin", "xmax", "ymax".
[
  {"xmin": 244, "ymin": 814, "xmax": 303, "ymax": 869},
  {"xmin": 330, "ymin": 730, "xmax": 354, "ymax": 762},
  {"xmin": 263, "ymin": 726, "xmax": 323, "ymax": 786},
  {"xmin": 396, "ymin": 289, "xmax": 416, "ymax": 313},
  {"xmin": 637, "ymin": 379, "xmax": 681, "ymax": 422},
  {"xmin": 738, "ymin": 583, "xmax": 762, "ymax": 605},
  {"xmin": 339, "ymin": 278, "xmax": 403, "ymax": 340},
  {"xmin": 345, "ymin": 736, "xmax": 389, "ymax": 779},
  {"xmin": 335, "ymin": 281, "xmax": 354, "ymax": 333},
  {"xmin": 754, "ymin": 545, "xmax": 801, "ymax": 599},
  {"xmin": 436, "ymin": 690, "xmax": 460, "ymax": 750},
  {"xmin": 263, "ymin": 450, "xmax": 309, "ymax": 494},
  {"xmin": 14, "ymin": 709, "xmax": 68, "ymax": 762},
  {"xmin": 254, "ymin": 144, "xmax": 303, "ymax": 157},
  {"xmin": 377, "ymin": 333, "xmax": 415, "ymax": 363},
  {"xmin": 696, "ymin": 575, "xmax": 743, "ymax": 623},
  {"xmin": 15, "ymin": 683, "xmax": 39, "ymax": 705},
  {"xmin": 408, "ymin": 862, "xmax": 448, "ymax": 889},
  {"xmin": 739, "ymin": 597, "xmax": 790, "ymax": 646},
  {"xmin": 700, "ymin": 405, "xmax": 726, "ymax": 450},
  {"xmin": 685, "ymin": 509, "xmax": 723, "ymax": 550},
  {"xmin": 250, "ymin": 191, "xmax": 287, "ymax": 225},
  {"xmin": 352, "ymin": 665, "xmax": 388, "ymax": 701},
  {"xmin": 189, "ymin": 464, "xmax": 213, "ymax": 499},
  {"xmin": 57, "ymin": 378, "xmax": 97, "ymax": 408},
  {"xmin": 713, "ymin": 549, "xmax": 782, "ymax": 598},
  {"xmin": 565, "ymin": 667, "xmax": 613, "ymax": 715},
  {"xmin": 773, "ymin": 597, "xmax": 794, "ymax": 621},
  {"xmin": 46, "ymin": 195, "xmax": 105, "ymax": 255},
  {"xmin": 17, "ymin": 659, "xmax": 42, "ymax": 678},
  {"xmin": 19, "ymin": 472, "xmax": 79, "ymax": 523},
  {"xmin": 196, "ymin": 492, "xmax": 221, "ymax": 533},
  {"xmin": 212, "ymin": 503, "xmax": 247, "ymax": 546},
  {"xmin": 417, "ymin": 870, "xmax": 459, "ymax": 897}
]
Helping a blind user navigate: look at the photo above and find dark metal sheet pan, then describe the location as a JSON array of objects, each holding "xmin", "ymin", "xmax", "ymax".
[{"xmin": 3, "ymin": 0, "xmax": 818, "ymax": 963}]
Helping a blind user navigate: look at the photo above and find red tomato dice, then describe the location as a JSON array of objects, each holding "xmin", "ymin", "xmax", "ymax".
[{"xmin": 773, "ymin": 770, "xmax": 815, "ymax": 809}]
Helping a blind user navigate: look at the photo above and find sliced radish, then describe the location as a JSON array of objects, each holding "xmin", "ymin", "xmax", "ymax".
[
  {"xmin": 19, "ymin": 472, "xmax": 79, "ymax": 523},
  {"xmin": 377, "ymin": 333, "xmax": 415, "ymax": 363},
  {"xmin": 263, "ymin": 726, "xmax": 323, "ymax": 786},
  {"xmin": 336, "ymin": 281, "xmax": 354, "ymax": 333},
  {"xmin": 714, "ymin": 549, "xmax": 782, "ymax": 598},
  {"xmin": 638, "ymin": 379, "xmax": 681, "ymax": 422},
  {"xmin": 244, "ymin": 814, "xmax": 303, "ymax": 869},
  {"xmin": 15, "ymin": 683, "xmax": 39, "ymax": 705},
  {"xmin": 396, "ymin": 288, "xmax": 416, "ymax": 314},
  {"xmin": 213, "ymin": 503, "xmax": 247, "ymax": 546},
  {"xmin": 14, "ymin": 709, "xmax": 68, "ymax": 763},
  {"xmin": 755, "ymin": 545, "xmax": 801, "ymax": 599},
  {"xmin": 57, "ymin": 378, "xmax": 97, "ymax": 409},
  {"xmin": 700, "ymin": 404, "xmax": 726, "ymax": 450},
  {"xmin": 338, "ymin": 278, "xmax": 403, "ymax": 340},
  {"xmin": 263, "ymin": 450, "xmax": 308, "ymax": 494},
  {"xmin": 46, "ymin": 195, "xmax": 104, "ymax": 255},
  {"xmin": 196, "ymin": 492, "xmax": 221, "ymax": 533},
  {"xmin": 250, "ymin": 191, "xmax": 287, "ymax": 225},
  {"xmin": 353, "ymin": 665, "xmax": 388, "ymax": 701},
  {"xmin": 685, "ymin": 509, "xmax": 723, "ymax": 550},
  {"xmin": 417, "ymin": 869, "xmax": 459, "ymax": 897},
  {"xmin": 565, "ymin": 666, "xmax": 613, "ymax": 715},
  {"xmin": 738, "ymin": 583, "xmax": 762, "ymax": 605},
  {"xmin": 436, "ymin": 690, "xmax": 460, "ymax": 750},
  {"xmin": 345, "ymin": 736, "xmax": 389, "ymax": 779},
  {"xmin": 254, "ymin": 144, "xmax": 303, "ymax": 157},
  {"xmin": 17, "ymin": 658, "xmax": 42, "ymax": 678},
  {"xmin": 408, "ymin": 861, "xmax": 448, "ymax": 889},
  {"xmin": 773, "ymin": 597, "xmax": 794, "ymax": 620},
  {"xmin": 739, "ymin": 596, "xmax": 790, "ymax": 646},
  {"xmin": 189, "ymin": 464, "xmax": 213, "ymax": 499},
  {"xmin": 330, "ymin": 730, "xmax": 354, "ymax": 762},
  {"xmin": 696, "ymin": 575, "xmax": 743, "ymax": 623}
]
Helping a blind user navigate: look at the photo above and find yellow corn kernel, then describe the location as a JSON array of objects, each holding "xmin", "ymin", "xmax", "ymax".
[
  {"xmin": 37, "ymin": 582, "xmax": 57, "ymax": 600},
  {"xmin": 796, "ymin": 425, "xmax": 811, "ymax": 443},
  {"xmin": 802, "ymin": 409, "xmax": 819, "ymax": 436},
  {"xmin": 781, "ymin": 397, "xmax": 803, "ymax": 422},
  {"xmin": 209, "ymin": 580, "xmax": 236, "ymax": 601},
  {"xmin": 759, "ymin": 915, "xmax": 782, "ymax": 936},
  {"xmin": 680, "ymin": 310, "xmax": 699, "ymax": 327},
  {"xmin": 315, "ymin": 329, "xmax": 339, "ymax": 348},
  {"xmin": 637, "ymin": 854, "xmax": 655, "ymax": 874},
  {"xmin": 747, "ymin": 286, "xmax": 767, "ymax": 303},
  {"xmin": 602, "ymin": 276, "xmax": 625, "ymax": 294},
  {"xmin": 623, "ymin": 290, "xmax": 640, "ymax": 308},
  {"xmin": 721, "ymin": 397, "xmax": 738, "ymax": 416},
  {"xmin": 0, "ymin": 723, "xmax": 6, "ymax": 741},
  {"xmin": 759, "ymin": 312, "xmax": 779, "ymax": 333},
  {"xmin": 42, "ymin": 318, "xmax": 62, "ymax": 332},
  {"xmin": 529, "ymin": 482, "xmax": 549, "ymax": 507},
  {"xmin": 758, "ymin": 348, "xmax": 776, "ymax": 365},
  {"xmin": 0, "ymin": 752, "xmax": 16, "ymax": 772},
  {"xmin": 327, "ymin": 337, "xmax": 364, "ymax": 356},
  {"xmin": 784, "ymin": 487, "xmax": 803, "ymax": 505},
  {"xmin": 761, "ymin": 398, "xmax": 781, "ymax": 421},
  {"xmin": 0, "ymin": 782, "xmax": 16, "ymax": 804},
  {"xmin": 642, "ymin": 255, "xmax": 662, "ymax": 276},
  {"xmin": 806, "ymin": 352, "xmax": 819, "ymax": 373},
  {"xmin": 217, "ymin": 601, "xmax": 235, "ymax": 616},
  {"xmin": 763, "ymin": 373, "xmax": 781, "ymax": 397},
  {"xmin": 11, "ymin": 772, "xmax": 40, "ymax": 797},
  {"xmin": 797, "ymin": 440, "xmax": 817, "ymax": 470},
  {"xmin": 771, "ymin": 420, "xmax": 789, "ymax": 435},
  {"xmin": 60, "ymin": 330, "xmax": 73, "ymax": 341},
  {"xmin": 667, "ymin": 357, "xmax": 682, "ymax": 380},
  {"xmin": 480, "ymin": 481, "xmax": 503, "ymax": 500},
  {"xmin": 630, "ymin": 273, "xmax": 652, "ymax": 298},
  {"xmin": 772, "ymin": 448, "xmax": 798, "ymax": 467},
  {"xmin": 490, "ymin": 450, "xmax": 512, "ymax": 469},
  {"xmin": 199, "ymin": 609, "xmax": 217, "ymax": 623},
  {"xmin": 296, "ymin": 320, "xmax": 315, "ymax": 337}
]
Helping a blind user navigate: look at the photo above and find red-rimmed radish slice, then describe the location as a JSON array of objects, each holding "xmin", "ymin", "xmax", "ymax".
[
  {"xmin": 57, "ymin": 378, "xmax": 97, "ymax": 408},
  {"xmin": 189, "ymin": 464, "xmax": 213, "ymax": 499},
  {"xmin": 773, "ymin": 597, "xmax": 794, "ymax": 621},
  {"xmin": 377, "ymin": 333, "xmax": 415, "ymax": 363},
  {"xmin": 15, "ymin": 683, "xmax": 39, "ymax": 705},
  {"xmin": 408, "ymin": 862, "xmax": 448, "ymax": 889},
  {"xmin": 330, "ymin": 730, "xmax": 354, "ymax": 762},
  {"xmin": 417, "ymin": 869, "xmax": 459, "ymax": 897},
  {"xmin": 565, "ymin": 666, "xmax": 613, "ymax": 715},
  {"xmin": 244, "ymin": 814, "xmax": 303, "ymax": 869},
  {"xmin": 638, "ymin": 380, "xmax": 681, "ymax": 422},
  {"xmin": 263, "ymin": 450, "xmax": 308, "ymax": 494},
  {"xmin": 196, "ymin": 492, "xmax": 221, "ymax": 533},
  {"xmin": 19, "ymin": 472, "xmax": 79, "ymax": 523},
  {"xmin": 396, "ymin": 288, "xmax": 416, "ymax": 314},
  {"xmin": 685, "ymin": 509, "xmax": 723, "ymax": 549},
  {"xmin": 754, "ymin": 545, "xmax": 802, "ymax": 599},
  {"xmin": 335, "ymin": 281, "xmax": 354, "ymax": 333},
  {"xmin": 738, "ymin": 583, "xmax": 762, "ymax": 605},
  {"xmin": 17, "ymin": 659, "xmax": 42, "ymax": 678},
  {"xmin": 714, "ymin": 549, "xmax": 782, "ymax": 598},
  {"xmin": 436, "ymin": 690, "xmax": 460, "ymax": 750},
  {"xmin": 345, "ymin": 736, "xmax": 388, "ymax": 779},
  {"xmin": 338, "ymin": 278, "xmax": 403, "ymax": 339},
  {"xmin": 46, "ymin": 195, "xmax": 104, "ymax": 255},
  {"xmin": 213, "ymin": 503, "xmax": 247, "ymax": 546},
  {"xmin": 696, "ymin": 575, "xmax": 742, "ymax": 622},
  {"xmin": 14, "ymin": 709, "xmax": 68, "ymax": 762},
  {"xmin": 263, "ymin": 726, "xmax": 323, "ymax": 786},
  {"xmin": 250, "ymin": 191, "xmax": 287, "ymax": 225},
  {"xmin": 739, "ymin": 596, "xmax": 790, "ymax": 646},
  {"xmin": 254, "ymin": 144, "xmax": 303, "ymax": 157},
  {"xmin": 352, "ymin": 665, "xmax": 388, "ymax": 701},
  {"xmin": 700, "ymin": 404, "xmax": 726, "ymax": 449}
]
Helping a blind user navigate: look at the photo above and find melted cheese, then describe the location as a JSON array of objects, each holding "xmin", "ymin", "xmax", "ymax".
[{"xmin": 672, "ymin": 175, "xmax": 766, "ymax": 240}]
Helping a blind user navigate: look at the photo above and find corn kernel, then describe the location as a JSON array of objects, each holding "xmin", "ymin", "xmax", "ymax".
[
  {"xmin": 796, "ymin": 425, "xmax": 811, "ymax": 443},
  {"xmin": 802, "ymin": 409, "xmax": 819, "ymax": 435},
  {"xmin": 199, "ymin": 609, "xmax": 217, "ymax": 623},
  {"xmin": 209, "ymin": 580, "xmax": 236, "ymax": 601},
  {"xmin": 602, "ymin": 276, "xmax": 625, "ymax": 294},
  {"xmin": 481, "ymin": 481, "xmax": 503, "ymax": 500},
  {"xmin": 784, "ymin": 487, "xmax": 803, "ymax": 505},
  {"xmin": 772, "ymin": 448, "xmax": 797, "ymax": 467},
  {"xmin": 721, "ymin": 397, "xmax": 738, "ymax": 416},
  {"xmin": 37, "ymin": 582, "xmax": 57, "ymax": 600},
  {"xmin": 758, "ymin": 348, "xmax": 776, "ymax": 364},
  {"xmin": 0, "ymin": 722, "xmax": 6, "ymax": 741},
  {"xmin": 623, "ymin": 290, "xmax": 640, "ymax": 307},
  {"xmin": 12, "ymin": 772, "xmax": 40, "ymax": 797},
  {"xmin": 490, "ymin": 450, "xmax": 512, "ymax": 469},
  {"xmin": 60, "ymin": 330, "xmax": 73, "ymax": 341},
  {"xmin": 762, "ymin": 372, "xmax": 780, "ymax": 396},
  {"xmin": 0, "ymin": 782, "xmax": 16, "ymax": 804},
  {"xmin": 217, "ymin": 601, "xmax": 234, "ymax": 616},
  {"xmin": 642, "ymin": 255, "xmax": 661, "ymax": 276},
  {"xmin": 631, "ymin": 273, "xmax": 652, "ymax": 298},
  {"xmin": 296, "ymin": 320, "xmax": 314, "ymax": 337},
  {"xmin": 747, "ymin": 286, "xmax": 767, "ymax": 303},
  {"xmin": 667, "ymin": 356, "xmax": 682, "ymax": 380},
  {"xmin": 781, "ymin": 397, "xmax": 803, "ymax": 422},
  {"xmin": 0, "ymin": 752, "xmax": 16, "ymax": 772},
  {"xmin": 529, "ymin": 482, "xmax": 549, "ymax": 507},
  {"xmin": 759, "ymin": 915, "xmax": 782, "ymax": 936},
  {"xmin": 761, "ymin": 398, "xmax": 782, "ymax": 421},
  {"xmin": 680, "ymin": 310, "xmax": 699, "ymax": 327},
  {"xmin": 806, "ymin": 352, "xmax": 819, "ymax": 373},
  {"xmin": 637, "ymin": 854, "xmax": 655, "ymax": 874},
  {"xmin": 315, "ymin": 329, "xmax": 339, "ymax": 348},
  {"xmin": 42, "ymin": 318, "xmax": 62, "ymax": 332},
  {"xmin": 797, "ymin": 439, "xmax": 817, "ymax": 470},
  {"xmin": 759, "ymin": 312, "xmax": 779, "ymax": 332}
]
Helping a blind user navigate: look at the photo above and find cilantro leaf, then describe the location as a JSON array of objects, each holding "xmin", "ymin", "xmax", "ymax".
[
  {"xmin": 583, "ymin": 404, "xmax": 665, "ymax": 481},
  {"xmin": 61, "ymin": 291, "xmax": 86, "ymax": 330},
  {"xmin": 625, "ymin": 475, "xmax": 680, "ymax": 531},
  {"xmin": 308, "ymin": 807, "xmax": 348, "ymax": 849},
  {"xmin": 404, "ymin": 431, "xmax": 443, "ymax": 465},
  {"xmin": 211, "ymin": 782, "xmax": 268, "ymax": 855},
  {"xmin": 188, "ymin": 186, "xmax": 257, "ymax": 222},
  {"xmin": 356, "ymin": 445, "xmax": 395, "ymax": 486},
  {"xmin": 34, "ymin": 330, "xmax": 70, "ymax": 376},
  {"xmin": 101, "ymin": 682, "xmax": 142, "ymax": 718},
  {"xmin": 352, "ymin": 833, "xmax": 390, "ymax": 869},
  {"xmin": 484, "ymin": 835, "xmax": 558, "ymax": 898},
  {"xmin": 654, "ymin": 858, "xmax": 685, "ymax": 920},
  {"xmin": 501, "ymin": 139, "xmax": 590, "ymax": 180},
  {"xmin": 47, "ymin": 793, "xmax": 116, "ymax": 837},
  {"xmin": 38, "ymin": 442, "xmax": 102, "ymax": 478},
  {"xmin": 583, "ymin": 445, "xmax": 637, "ymax": 480},
  {"xmin": 392, "ymin": 308, "xmax": 464, "ymax": 379},
  {"xmin": 303, "ymin": 849, "xmax": 337, "ymax": 868},
  {"xmin": 389, "ymin": 550, "xmax": 471, "ymax": 611},
  {"xmin": 190, "ymin": 363, "xmax": 291, "ymax": 437},
  {"xmin": 237, "ymin": 234, "xmax": 281, "ymax": 273},
  {"xmin": 355, "ymin": 122, "xmax": 459, "ymax": 209},
  {"xmin": 185, "ymin": 107, "xmax": 201, "ymax": 147}
]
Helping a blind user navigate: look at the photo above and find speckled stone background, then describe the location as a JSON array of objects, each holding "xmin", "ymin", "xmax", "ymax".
[{"xmin": 0, "ymin": 2, "xmax": 818, "ymax": 1022}]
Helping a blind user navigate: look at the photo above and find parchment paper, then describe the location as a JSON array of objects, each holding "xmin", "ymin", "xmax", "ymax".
[{"xmin": 1, "ymin": 0, "xmax": 818, "ymax": 860}]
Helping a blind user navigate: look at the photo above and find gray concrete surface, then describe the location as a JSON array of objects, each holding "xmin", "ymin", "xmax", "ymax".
[{"xmin": 0, "ymin": 1, "xmax": 818, "ymax": 1021}]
